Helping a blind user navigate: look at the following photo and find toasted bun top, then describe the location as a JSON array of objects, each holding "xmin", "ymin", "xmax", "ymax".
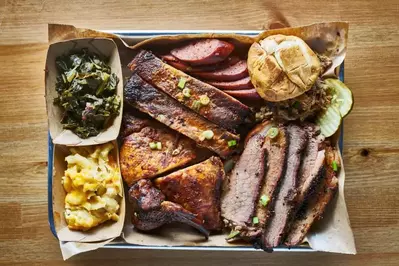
[{"xmin": 248, "ymin": 35, "xmax": 321, "ymax": 102}]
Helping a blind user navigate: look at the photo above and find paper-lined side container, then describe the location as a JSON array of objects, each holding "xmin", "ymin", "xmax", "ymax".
[
  {"xmin": 45, "ymin": 38, "xmax": 124, "ymax": 146},
  {"xmin": 52, "ymin": 140, "xmax": 125, "ymax": 242}
]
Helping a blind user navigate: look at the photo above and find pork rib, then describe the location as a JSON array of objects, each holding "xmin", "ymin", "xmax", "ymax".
[
  {"xmin": 124, "ymin": 73, "xmax": 240, "ymax": 158},
  {"xmin": 129, "ymin": 50, "xmax": 250, "ymax": 131}
]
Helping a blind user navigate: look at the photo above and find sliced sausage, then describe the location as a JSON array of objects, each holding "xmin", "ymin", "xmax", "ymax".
[
  {"xmin": 193, "ymin": 60, "xmax": 248, "ymax": 81},
  {"xmin": 207, "ymin": 76, "xmax": 254, "ymax": 90},
  {"xmin": 162, "ymin": 55, "xmax": 192, "ymax": 72},
  {"xmin": 224, "ymin": 88, "xmax": 262, "ymax": 100},
  {"xmin": 171, "ymin": 39, "xmax": 234, "ymax": 66},
  {"xmin": 163, "ymin": 54, "xmax": 241, "ymax": 73}
]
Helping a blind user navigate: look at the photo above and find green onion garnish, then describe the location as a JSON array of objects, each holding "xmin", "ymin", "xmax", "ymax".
[
  {"xmin": 177, "ymin": 77, "xmax": 187, "ymax": 89},
  {"xmin": 156, "ymin": 142, "xmax": 162, "ymax": 150},
  {"xmin": 149, "ymin": 142, "xmax": 157, "ymax": 150},
  {"xmin": 293, "ymin": 101, "xmax": 300, "ymax": 109},
  {"xmin": 199, "ymin": 95, "xmax": 210, "ymax": 105},
  {"xmin": 201, "ymin": 130, "xmax": 214, "ymax": 140},
  {"xmin": 228, "ymin": 140, "xmax": 237, "ymax": 147},
  {"xmin": 182, "ymin": 88, "xmax": 191, "ymax": 98},
  {"xmin": 253, "ymin": 216, "xmax": 259, "ymax": 225},
  {"xmin": 260, "ymin": 195, "xmax": 269, "ymax": 207},
  {"xmin": 192, "ymin": 100, "xmax": 201, "ymax": 111},
  {"xmin": 226, "ymin": 230, "xmax": 240, "ymax": 239},
  {"xmin": 267, "ymin": 127, "xmax": 279, "ymax": 139},
  {"xmin": 332, "ymin": 160, "xmax": 338, "ymax": 172}
]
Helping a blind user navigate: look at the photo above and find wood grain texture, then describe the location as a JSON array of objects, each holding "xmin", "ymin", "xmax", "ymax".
[{"xmin": 0, "ymin": 0, "xmax": 398, "ymax": 264}]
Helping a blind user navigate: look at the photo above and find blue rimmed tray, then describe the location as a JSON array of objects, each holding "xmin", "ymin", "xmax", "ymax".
[{"xmin": 47, "ymin": 30, "xmax": 344, "ymax": 251}]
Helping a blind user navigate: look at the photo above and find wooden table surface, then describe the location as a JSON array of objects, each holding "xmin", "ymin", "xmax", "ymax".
[{"xmin": 1, "ymin": 0, "xmax": 398, "ymax": 265}]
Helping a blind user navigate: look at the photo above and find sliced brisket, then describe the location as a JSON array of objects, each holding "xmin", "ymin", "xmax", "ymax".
[
  {"xmin": 255, "ymin": 126, "xmax": 289, "ymax": 228},
  {"xmin": 129, "ymin": 50, "xmax": 250, "ymax": 131},
  {"xmin": 221, "ymin": 121, "xmax": 273, "ymax": 238},
  {"xmin": 262, "ymin": 124, "xmax": 307, "ymax": 248},
  {"xmin": 295, "ymin": 125, "xmax": 326, "ymax": 208},
  {"xmin": 124, "ymin": 73, "xmax": 240, "ymax": 158},
  {"xmin": 285, "ymin": 145, "xmax": 339, "ymax": 246}
]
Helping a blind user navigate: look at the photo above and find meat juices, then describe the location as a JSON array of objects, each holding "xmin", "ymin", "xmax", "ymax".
[
  {"xmin": 262, "ymin": 125, "xmax": 307, "ymax": 248},
  {"xmin": 170, "ymin": 39, "xmax": 234, "ymax": 65}
]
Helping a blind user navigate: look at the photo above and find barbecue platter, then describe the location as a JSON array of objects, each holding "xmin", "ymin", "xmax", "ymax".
[{"xmin": 46, "ymin": 22, "xmax": 355, "ymax": 254}]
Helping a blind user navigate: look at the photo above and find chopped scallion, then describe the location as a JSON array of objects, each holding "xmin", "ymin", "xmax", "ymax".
[
  {"xmin": 192, "ymin": 100, "xmax": 201, "ymax": 111},
  {"xmin": 253, "ymin": 216, "xmax": 259, "ymax": 225},
  {"xmin": 177, "ymin": 77, "xmax": 187, "ymax": 89},
  {"xmin": 201, "ymin": 130, "xmax": 214, "ymax": 140},
  {"xmin": 226, "ymin": 230, "xmax": 240, "ymax": 239},
  {"xmin": 156, "ymin": 142, "xmax": 162, "ymax": 150},
  {"xmin": 182, "ymin": 88, "xmax": 191, "ymax": 98},
  {"xmin": 149, "ymin": 142, "xmax": 157, "ymax": 150},
  {"xmin": 260, "ymin": 195, "xmax": 269, "ymax": 207},
  {"xmin": 332, "ymin": 160, "xmax": 338, "ymax": 172},
  {"xmin": 267, "ymin": 127, "xmax": 279, "ymax": 139},
  {"xmin": 228, "ymin": 140, "xmax": 237, "ymax": 147},
  {"xmin": 199, "ymin": 95, "xmax": 210, "ymax": 105}
]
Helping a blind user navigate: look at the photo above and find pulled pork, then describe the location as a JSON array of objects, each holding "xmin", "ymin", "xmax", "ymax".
[{"xmin": 255, "ymin": 79, "xmax": 332, "ymax": 122}]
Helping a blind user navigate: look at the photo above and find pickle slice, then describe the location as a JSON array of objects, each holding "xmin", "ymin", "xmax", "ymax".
[
  {"xmin": 316, "ymin": 105, "xmax": 342, "ymax": 137},
  {"xmin": 324, "ymin": 78, "xmax": 354, "ymax": 118}
]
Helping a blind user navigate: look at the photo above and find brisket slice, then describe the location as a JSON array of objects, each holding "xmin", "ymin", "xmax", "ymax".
[
  {"xmin": 262, "ymin": 124, "xmax": 307, "ymax": 248},
  {"xmin": 255, "ymin": 126, "xmax": 288, "ymax": 228},
  {"xmin": 294, "ymin": 125, "xmax": 326, "ymax": 211},
  {"xmin": 284, "ymin": 145, "xmax": 339, "ymax": 246},
  {"xmin": 221, "ymin": 121, "xmax": 273, "ymax": 238},
  {"xmin": 124, "ymin": 73, "xmax": 240, "ymax": 158},
  {"xmin": 128, "ymin": 50, "xmax": 251, "ymax": 131}
]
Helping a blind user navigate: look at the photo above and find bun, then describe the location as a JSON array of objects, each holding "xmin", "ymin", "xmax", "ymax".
[{"xmin": 248, "ymin": 35, "xmax": 321, "ymax": 102}]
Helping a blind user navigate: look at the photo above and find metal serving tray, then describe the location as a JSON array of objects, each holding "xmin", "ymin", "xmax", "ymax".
[{"xmin": 47, "ymin": 30, "xmax": 344, "ymax": 252}]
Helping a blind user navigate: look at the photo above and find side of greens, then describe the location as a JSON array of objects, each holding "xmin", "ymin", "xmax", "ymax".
[{"xmin": 53, "ymin": 49, "xmax": 121, "ymax": 138}]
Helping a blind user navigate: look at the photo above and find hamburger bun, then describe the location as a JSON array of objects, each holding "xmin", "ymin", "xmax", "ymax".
[{"xmin": 248, "ymin": 35, "xmax": 321, "ymax": 102}]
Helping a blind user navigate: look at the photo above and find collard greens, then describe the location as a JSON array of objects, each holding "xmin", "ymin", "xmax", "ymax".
[{"xmin": 53, "ymin": 49, "xmax": 121, "ymax": 138}]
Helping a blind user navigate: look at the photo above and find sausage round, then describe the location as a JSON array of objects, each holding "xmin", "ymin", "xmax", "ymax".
[{"xmin": 171, "ymin": 39, "xmax": 234, "ymax": 66}]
